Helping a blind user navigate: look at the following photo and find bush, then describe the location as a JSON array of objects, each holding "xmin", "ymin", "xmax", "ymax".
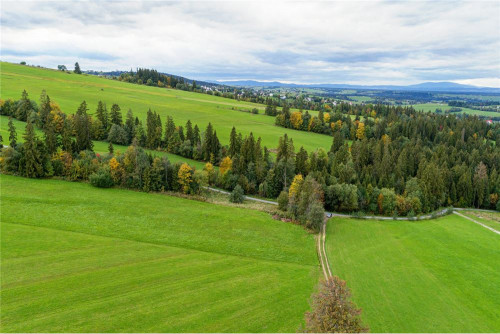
[
  {"xmin": 497, "ymin": 200, "xmax": 500, "ymax": 212},
  {"xmin": 304, "ymin": 276, "xmax": 368, "ymax": 333},
  {"xmin": 89, "ymin": 167, "xmax": 114, "ymax": 188},
  {"xmin": 277, "ymin": 190, "xmax": 289, "ymax": 211},
  {"xmin": 306, "ymin": 202, "xmax": 324, "ymax": 232},
  {"xmin": 229, "ymin": 184, "xmax": 245, "ymax": 203},
  {"xmin": 251, "ymin": 108, "xmax": 259, "ymax": 114}
]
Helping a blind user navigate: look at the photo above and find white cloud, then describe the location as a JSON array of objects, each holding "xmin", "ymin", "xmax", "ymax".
[{"xmin": 1, "ymin": 0, "xmax": 499, "ymax": 86}]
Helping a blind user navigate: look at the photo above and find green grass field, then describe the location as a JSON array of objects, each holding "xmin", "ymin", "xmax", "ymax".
[
  {"xmin": 461, "ymin": 210, "xmax": 500, "ymax": 232},
  {"xmin": 0, "ymin": 62, "xmax": 333, "ymax": 153},
  {"xmin": 411, "ymin": 103, "xmax": 499, "ymax": 118},
  {"xmin": 0, "ymin": 174, "xmax": 319, "ymax": 332},
  {"xmin": 0, "ymin": 115, "xmax": 207, "ymax": 170},
  {"xmin": 325, "ymin": 215, "xmax": 500, "ymax": 332}
]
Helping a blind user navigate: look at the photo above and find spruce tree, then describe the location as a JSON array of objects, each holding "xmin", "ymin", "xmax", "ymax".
[
  {"xmin": 185, "ymin": 120, "xmax": 193, "ymax": 143},
  {"xmin": 110, "ymin": 104, "xmax": 122, "ymax": 126},
  {"xmin": 22, "ymin": 119, "xmax": 44, "ymax": 178},
  {"xmin": 96, "ymin": 101, "xmax": 109, "ymax": 131},
  {"xmin": 164, "ymin": 116, "xmax": 176, "ymax": 147},
  {"xmin": 44, "ymin": 112, "xmax": 58, "ymax": 155},
  {"xmin": 74, "ymin": 101, "xmax": 93, "ymax": 152},
  {"xmin": 193, "ymin": 124, "xmax": 201, "ymax": 145},
  {"xmin": 8, "ymin": 117, "xmax": 17, "ymax": 147},
  {"xmin": 229, "ymin": 126, "xmax": 239, "ymax": 156}
]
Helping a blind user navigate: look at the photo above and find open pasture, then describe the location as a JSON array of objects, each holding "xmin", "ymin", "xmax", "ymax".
[
  {"xmin": 325, "ymin": 215, "xmax": 500, "ymax": 332},
  {"xmin": 0, "ymin": 174, "xmax": 318, "ymax": 332}
]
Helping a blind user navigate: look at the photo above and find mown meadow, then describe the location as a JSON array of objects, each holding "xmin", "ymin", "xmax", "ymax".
[
  {"xmin": 325, "ymin": 215, "xmax": 500, "ymax": 332},
  {"xmin": 0, "ymin": 174, "xmax": 319, "ymax": 332}
]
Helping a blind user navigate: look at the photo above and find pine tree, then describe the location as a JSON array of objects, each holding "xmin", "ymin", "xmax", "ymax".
[
  {"xmin": 164, "ymin": 116, "xmax": 176, "ymax": 147},
  {"xmin": 74, "ymin": 101, "xmax": 93, "ymax": 152},
  {"xmin": 202, "ymin": 123, "xmax": 214, "ymax": 161},
  {"xmin": 185, "ymin": 120, "xmax": 194, "ymax": 143},
  {"xmin": 39, "ymin": 94, "xmax": 51, "ymax": 128},
  {"xmin": 8, "ymin": 117, "xmax": 17, "ymax": 147},
  {"xmin": 96, "ymin": 101, "xmax": 109, "ymax": 131},
  {"xmin": 193, "ymin": 124, "xmax": 201, "ymax": 146},
  {"xmin": 16, "ymin": 90, "xmax": 32, "ymax": 121},
  {"xmin": 108, "ymin": 142, "xmax": 114, "ymax": 154},
  {"xmin": 44, "ymin": 112, "xmax": 58, "ymax": 155},
  {"xmin": 229, "ymin": 126, "xmax": 240, "ymax": 157},
  {"xmin": 22, "ymin": 119, "xmax": 44, "ymax": 178},
  {"xmin": 110, "ymin": 104, "xmax": 122, "ymax": 126}
]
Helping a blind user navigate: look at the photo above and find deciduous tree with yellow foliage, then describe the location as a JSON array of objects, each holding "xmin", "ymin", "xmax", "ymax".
[{"xmin": 178, "ymin": 163, "xmax": 193, "ymax": 194}]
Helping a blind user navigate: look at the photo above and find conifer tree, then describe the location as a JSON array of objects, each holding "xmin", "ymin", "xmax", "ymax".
[
  {"xmin": 110, "ymin": 104, "xmax": 122, "ymax": 126},
  {"xmin": 186, "ymin": 120, "xmax": 194, "ymax": 143},
  {"xmin": 44, "ymin": 112, "xmax": 58, "ymax": 155},
  {"xmin": 22, "ymin": 119, "xmax": 44, "ymax": 178},
  {"xmin": 8, "ymin": 117, "xmax": 17, "ymax": 147},
  {"xmin": 74, "ymin": 62, "xmax": 82, "ymax": 74},
  {"xmin": 61, "ymin": 119, "xmax": 73, "ymax": 152},
  {"xmin": 96, "ymin": 101, "xmax": 109, "ymax": 131},
  {"xmin": 74, "ymin": 101, "xmax": 93, "ymax": 152}
]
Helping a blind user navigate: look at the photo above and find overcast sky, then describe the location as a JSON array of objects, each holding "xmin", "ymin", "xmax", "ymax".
[{"xmin": 1, "ymin": 1, "xmax": 499, "ymax": 86}]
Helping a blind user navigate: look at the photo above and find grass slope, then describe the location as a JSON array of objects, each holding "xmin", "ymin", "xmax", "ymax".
[
  {"xmin": 325, "ymin": 216, "xmax": 500, "ymax": 332},
  {"xmin": 411, "ymin": 103, "xmax": 499, "ymax": 118},
  {"xmin": 0, "ymin": 174, "xmax": 318, "ymax": 332},
  {"xmin": 0, "ymin": 62, "xmax": 333, "ymax": 153}
]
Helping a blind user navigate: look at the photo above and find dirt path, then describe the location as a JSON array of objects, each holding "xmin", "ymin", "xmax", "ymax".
[
  {"xmin": 453, "ymin": 211, "xmax": 500, "ymax": 235},
  {"xmin": 204, "ymin": 187, "xmax": 499, "ymax": 280},
  {"xmin": 318, "ymin": 217, "xmax": 333, "ymax": 280}
]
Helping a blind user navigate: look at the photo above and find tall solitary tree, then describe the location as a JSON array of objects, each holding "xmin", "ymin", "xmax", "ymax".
[{"xmin": 74, "ymin": 62, "xmax": 82, "ymax": 74}]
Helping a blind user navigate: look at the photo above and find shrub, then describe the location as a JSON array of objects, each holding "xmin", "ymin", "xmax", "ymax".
[
  {"xmin": 89, "ymin": 167, "xmax": 114, "ymax": 188},
  {"xmin": 251, "ymin": 108, "xmax": 259, "ymax": 114},
  {"xmin": 277, "ymin": 190, "xmax": 289, "ymax": 211},
  {"xmin": 306, "ymin": 202, "xmax": 324, "ymax": 232},
  {"xmin": 304, "ymin": 276, "xmax": 369, "ymax": 333},
  {"xmin": 229, "ymin": 184, "xmax": 245, "ymax": 203}
]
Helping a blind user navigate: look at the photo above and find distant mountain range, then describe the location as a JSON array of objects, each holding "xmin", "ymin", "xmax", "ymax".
[{"xmin": 213, "ymin": 80, "xmax": 500, "ymax": 93}]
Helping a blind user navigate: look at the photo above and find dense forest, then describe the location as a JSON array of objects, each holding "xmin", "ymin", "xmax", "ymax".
[{"xmin": 1, "ymin": 90, "xmax": 499, "ymax": 226}]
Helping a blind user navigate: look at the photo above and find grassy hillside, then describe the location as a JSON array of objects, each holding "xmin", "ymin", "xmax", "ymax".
[
  {"xmin": 0, "ymin": 174, "xmax": 318, "ymax": 332},
  {"xmin": 411, "ymin": 103, "xmax": 499, "ymax": 118},
  {"xmin": 0, "ymin": 62, "xmax": 333, "ymax": 153},
  {"xmin": 325, "ymin": 216, "xmax": 500, "ymax": 332}
]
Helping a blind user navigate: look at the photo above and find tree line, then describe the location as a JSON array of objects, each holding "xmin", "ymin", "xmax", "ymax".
[{"xmin": 1, "ymin": 89, "xmax": 499, "ymax": 223}]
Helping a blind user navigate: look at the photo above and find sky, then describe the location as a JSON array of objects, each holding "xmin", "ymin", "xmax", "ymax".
[{"xmin": 1, "ymin": 1, "xmax": 500, "ymax": 87}]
